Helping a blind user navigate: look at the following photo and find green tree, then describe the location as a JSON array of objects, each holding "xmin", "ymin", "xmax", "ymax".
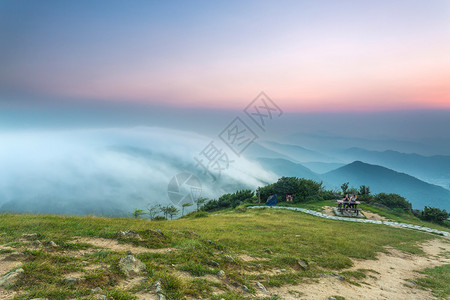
[
  {"xmin": 374, "ymin": 193, "xmax": 411, "ymax": 210},
  {"xmin": 131, "ymin": 208, "xmax": 146, "ymax": 219},
  {"xmin": 358, "ymin": 185, "xmax": 373, "ymax": 201},
  {"xmin": 181, "ymin": 202, "xmax": 193, "ymax": 216},
  {"xmin": 167, "ymin": 205, "xmax": 179, "ymax": 220},
  {"xmin": 202, "ymin": 190, "xmax": 254, "ymax": 211},
  {"xmin": 347, "ymin": 187, "xmax": 359, "ymax": 195},
  {"xmin": 341, "ymin": 182, "xmax": 349, "ymax": 194},
  {"xmin": 273, "ymin": 177, "xmax": 299, "ymax": 198},
  {"xmin": 159, "ymin": 205, "xmax": 170, "ymax": 219},
  {"xmin": 297, "ymin": 179, "xmax": 323, "ymax": 202},
  {"xmin": 419, "ymin": 206, "xmax": 449, "ymax": 223},
  {"xmin": 195, "ymin": 197, "xmax": 207, "ymax": 211},
  {"xmin": 259, "ymin": 177, "xmax": 322, "ymax": 203},
  {"xmin": 147, "ymin": 204, "xmax": 160, "ymax": 220},
  {"xmin": 359, "ymin": 185, "xmax": 370, "ymax": 195}
]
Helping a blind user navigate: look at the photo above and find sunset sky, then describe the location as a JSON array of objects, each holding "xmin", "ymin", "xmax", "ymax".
[{"xmin": 1, "ymin": 0, "xmax": 449, "ymax": 113}]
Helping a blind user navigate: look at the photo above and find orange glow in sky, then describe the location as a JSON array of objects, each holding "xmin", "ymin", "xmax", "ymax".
[{"xmin": 1, "ymin": 1, "xmax": 450, "ymax": 112}]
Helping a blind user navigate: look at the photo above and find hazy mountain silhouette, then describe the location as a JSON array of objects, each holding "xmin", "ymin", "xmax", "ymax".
[
  {"xmin": 244, "ymin": 142, "xmax": 293, "ymax": 161},
  {"xmin": 259, "ymin": 141, "xmax": 336, "ymax": 162},
  {"xmin": 322, "ymin": 161, "xmax": 450, "ymax": 210},
  {"xmin": 285, "ymin": 132, "xmax": 429, "ymax": 154},
  {"xmin": 256, "ymin": 158, "xmax": 320, "ymax": 181},
  {"xmin": 302, "ymin": 162, "xmax": 346, "ymax": 174},
  {"xmin": 337, "ymin": 148, "xmax": 450, "ymax": 189}
]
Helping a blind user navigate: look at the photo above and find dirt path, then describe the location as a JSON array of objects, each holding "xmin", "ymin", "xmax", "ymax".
[
  {"xmin": 361, "ymin": 210, "xmax": 389, "ymax": 221},
  {"xmin": 74, "ymin": 237, "xmax": 176, "ymax": 254},
  {"xmin": 269, "ymin": 238, "xmax": 450, "ymax": 300}
]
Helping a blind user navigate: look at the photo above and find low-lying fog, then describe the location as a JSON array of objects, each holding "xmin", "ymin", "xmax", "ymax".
[{"xmin": 0, "ymin": 127, "xmax": 276, "ymax": 216}]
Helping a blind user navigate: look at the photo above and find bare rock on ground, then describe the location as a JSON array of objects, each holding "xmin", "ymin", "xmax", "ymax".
[
  {"xmin": 21, "ymin": 233, "xmax": 40, "ymax": 240},
  {"xmin": 116, "ymin": 230, "xmax": 143, "ymax": 240},
  {"xmin": 2, "ymin": 252, "xmax": 27, "ymax": 262},
  {"xmin": 0, "ymin": 268, "xmax": 24, "ymax": 287},
  {"xmin": 255, "ymin": 281, "xmax": 268, "ymax": 293},
  {"xmin": 118, "ymin": 255, "xmax": 146, "ymax": 276},
  {"xmin": 297, "ymin": 259, "xmax": 309, "ymax": 270}
]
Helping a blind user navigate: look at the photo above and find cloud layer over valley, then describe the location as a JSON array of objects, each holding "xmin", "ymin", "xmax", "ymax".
[{"xmin": 0, "ymin": 127, "xmax": 277, "ymax": 216}]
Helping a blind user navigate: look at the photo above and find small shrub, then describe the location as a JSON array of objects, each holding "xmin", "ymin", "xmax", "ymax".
[
  {"xmin": 234, "ymin": 205, "xmax": 247, "ymax": 213},
  {"xmin": 373, "ymin": 193, "xmax": 411, "ymax": 210},
  {"xmin": 191, "ymin": 211, "xmax": 208, "ymax": 218},
  {"xmin": 419, "ymin": 206, "xmax": 450, "ymax": 224},
  {"xmin": 178, "ymin": 263, "xmax": 217, "ymax": 276},
  {"xmin": 316, "ymin": 253, "xmax": 353, "ymax": 269},
  {"xmin": 160, "ymin": 272, "xmax": 186, "ymax": 299}
]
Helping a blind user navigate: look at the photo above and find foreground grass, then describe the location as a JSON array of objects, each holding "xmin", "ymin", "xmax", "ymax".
[
  {"xmin": 413, "ymin": 264, "xmax": 450, "ymax": 299},
  {"xmin": 0, "ymin": 208, "xmax": 442, "ymax": 299}
]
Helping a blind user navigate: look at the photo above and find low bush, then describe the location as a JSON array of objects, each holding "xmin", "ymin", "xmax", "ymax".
[
  {"xmin": 418, "ymin": 206, "xmax": 449, "ymax": 224},
  {"xmin": 372, "ymin": 193, "xmax": 411, "ymax": 210}
]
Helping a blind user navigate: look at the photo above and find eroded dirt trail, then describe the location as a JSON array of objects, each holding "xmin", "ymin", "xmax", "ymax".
[
  {"xmin": 74, "ymin": 237, "xmax": 176, "ymax": 254},
  {"xmin": 271, "ymin": 238, "xmax": 450, "ymax": 300}
]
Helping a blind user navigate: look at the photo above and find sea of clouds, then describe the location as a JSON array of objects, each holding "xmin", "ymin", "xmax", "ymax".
[{"xmin": 0, "ymin": 127, "xmax": 276, "ymax": 216}]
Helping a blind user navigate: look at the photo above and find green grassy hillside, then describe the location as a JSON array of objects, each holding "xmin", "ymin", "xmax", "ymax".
[{"xmin": 0, "ymin": 208, "xmax": 447, "ymax": 299}]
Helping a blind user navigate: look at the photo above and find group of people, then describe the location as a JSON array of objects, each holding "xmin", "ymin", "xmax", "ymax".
[{"xmin": 341, "ymin": 193, "xmax": 358, "ymax": 209}]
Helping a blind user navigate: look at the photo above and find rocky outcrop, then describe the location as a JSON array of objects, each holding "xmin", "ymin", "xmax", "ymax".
[
  {"xmin": 297, "ymin": 259, "xmax": 309, "ymax": 270},
  {"xmin": 116, "ymin": 230, "xmax": 142, "ymax": 240},
  {"xmin": 0, "ymin": 268, "xmax": 24, "ymax": 287},
  {"xmin": 118, "ymin": 255, "xmax": 146, "ymax": 276},
  {"xmin": 21, "ymin": 233, "xmax": 40, "ymax": 240},
  {"xmin": 255, "ymin": 281, "xmax": 268, "ymax": 293},
  {"xmin": 2, "ymin": 252, "xmax": 27, "ymax": 261}
]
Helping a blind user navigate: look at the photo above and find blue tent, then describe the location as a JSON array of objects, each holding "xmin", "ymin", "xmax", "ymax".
[{"xmin": 265, "ymin": 194, "xmax": 277, "ymax": 206}]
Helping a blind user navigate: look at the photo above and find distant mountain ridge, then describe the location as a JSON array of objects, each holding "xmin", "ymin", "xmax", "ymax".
[
  {"xmin": 255, "ymin": 158, "xmax": 320, "ymax": 181},
  {"xmin": 260, "ymin": 141, "xmax": 337, "ymax": 163},
  {"xmin": 285, "ymin": 132, "xmax": 429, "ymax": 155},
  {"xmin": 322, "ymin": 161, "xmax": 450, "ymax": 210},
  {"xmin": 337, "ymin": 147, "xmax": 450, "ymax": 188},
  {"xmin": 256, "ymin": 157, "xmax": 450, "ymax": 210}
]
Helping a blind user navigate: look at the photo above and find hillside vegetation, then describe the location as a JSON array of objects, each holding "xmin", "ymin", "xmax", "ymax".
[
  {"xmin": 0, "ymin": 207, "xmax": 448, "ymax": 299},
  {"xmin": 258, "ymin": 158, "xmax": 450, "ymax": 211}
]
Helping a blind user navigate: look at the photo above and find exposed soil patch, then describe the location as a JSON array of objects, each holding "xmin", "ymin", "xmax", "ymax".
[
  {"xmin": 238, "ymin": 254, "xmax": 256, "ymax": 262},
  {"xmin": 176, "ymin": 270, "xmax": 223, "ymax": 284},
  {"xmin": 0, "ymin": 289, "xmax": 19, "ymax": 300},
  {"xmin": 237, "ymin": 253, "xmax": 269, "ymax": 262},
  {"xmin": 0, "ymin": 259, "xmax": 21, "ymax": 276},
  {"xmin": 362, "ymin": 210, "xmax": 390, "ymax": 221},
  {"xmin": 74, "ymin": 237, "xmax": 176, "ymax": 254},
  {"xmin": 135, "ymin": 292, "xmax": 159, "ymax": 300},
  {"xmin": 118, "ymin": 276, "xmax": 146, "ymax": 289},
  {"xmin": 322, "ymin": 206, "xmax": 335, "ymax": 216},
  {"xmin": 268, "ymin": 238, "xmax": 450, "ymax": 300},
  {"xmin": 0, "ymin": 258, "xmax": 23, "ymax": 300}
]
